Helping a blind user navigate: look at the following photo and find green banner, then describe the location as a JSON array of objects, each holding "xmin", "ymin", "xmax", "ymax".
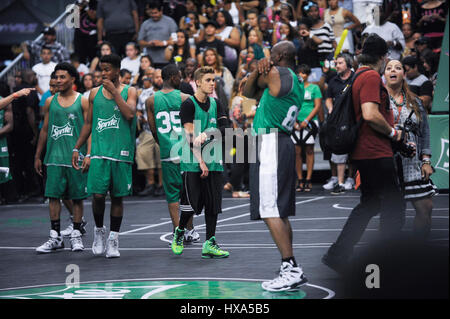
[
  {"xmin": 432, "ymin": 17, "xmax": 449, "ymax": 113},
  {"xmin": 429, "ymin": 115, "xmax": 449, "ymax": 189}
]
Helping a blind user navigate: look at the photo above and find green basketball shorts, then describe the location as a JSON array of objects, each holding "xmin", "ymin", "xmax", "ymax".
[
  {"xmin": 45, "ymin": 165, "xmax": 88, "ymax": 200},
  {"xmin": 161, "ymin": 160, "xmax": 182, "ymax": 203},
  {"xmin": 88, "ymin": 158, "xmax": 132, "ymax": 197}
]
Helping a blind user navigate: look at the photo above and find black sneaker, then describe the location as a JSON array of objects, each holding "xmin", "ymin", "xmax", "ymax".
[{"xmin": 331, "ymin": 184, "xmax": 346, "ymax": 195}]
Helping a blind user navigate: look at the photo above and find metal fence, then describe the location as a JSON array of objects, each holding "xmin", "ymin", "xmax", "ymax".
[{"xmin": 0, "ymin": 4, "xmax": 75, "ymax": 88}]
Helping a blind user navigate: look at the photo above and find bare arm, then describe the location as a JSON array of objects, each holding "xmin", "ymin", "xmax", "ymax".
[
  {"xmin": 325, "ymin": 97, "xmax": 333, "ymax": 113},
  {"xmin": 0, "ymin": 88, "xmax": 35, "ymax": 110},
  {"xmin": 103, "ymin": 82, "xmax": 137, "ymax": 120},
  {"xmin": 97, "ymin": 18, "xmax": 104, "ymax": 43},
  {"xmin": 132, "ymin": 10, "xmax": 140, "ymax": 37},
  {"xmin": 73, "ymin": 88, "xmax": 96, "ymax": 169},
  {"xmin": 344, "ymin": 9, "xmax": 361, "ymax": 30},
  {"xmin": 34, "ymin": 97, "xmax": 52, "ymax": 176},
  {"xmin": 145, "ymin": 95, "xmax": 159, "ymax": 145},
  {"xmin": 80, "ymin": 96, "xmax": 92, "ymax": 172},
  {"xmin": 0, "ymin": 104, "xmax": 13, "ymax": 137},
  {"xmin": 361, "ymin": 102, "xmax": 401, "ymax": 141},
  {"xmin": 184, "ymin": 122, "xmax": 208, "ymax": 178}
]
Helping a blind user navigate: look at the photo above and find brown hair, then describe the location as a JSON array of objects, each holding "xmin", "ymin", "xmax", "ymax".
[
  {"xmin": 201, "ymin": 48, "xmax": 222, "ymax": 72},
  {"xmin": 193, "ymin": 66, "xmax": 215, "ymax": 82},
  {"xmin": 402, "ymin": 79, "xmax": 422, "ymax": 121}
]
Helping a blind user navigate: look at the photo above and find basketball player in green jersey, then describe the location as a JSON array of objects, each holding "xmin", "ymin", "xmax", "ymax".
[
  {"xmin": 146, "ymin": 64, "xmax": 198, "ymax": 243},
  {"xmin": 243, "ymin": 41, "xmax": 308, "ymax": 291},
  {"xmin": 34, "ymin": 62, "xmax": 90, "ymax": 253},
  {"xmin": 171, "ymin": 66, "xmax": 230, "ymax": 259},
  {"xmin": 72, "ymin": 54, "xmax": 137, "ymax": 258}
]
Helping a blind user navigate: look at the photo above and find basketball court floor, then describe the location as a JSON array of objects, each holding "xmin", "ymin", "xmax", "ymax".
[{"xmin": 0, "ymin": 189, "xmax": 448, "ymax": 300}]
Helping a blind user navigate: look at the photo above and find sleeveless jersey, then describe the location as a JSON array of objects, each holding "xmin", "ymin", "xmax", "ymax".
[
  {"xmin": 253, "ymin": 68, "xmax": 304, "ymax": 135},
  {"xmin": 180, "ymin": 97, "xmax": 223, "ymax": 172},
  {"xmin": 0, "ymin": 103, "xmax": 8, "ymax": 158},
  {"xmin": 91, "ymin": 85, "xmax": 136, "ymax": 163},
  {"xmin": 44, "ymin": 93, "xmax": 86, "ymax": 166},
  {"xmin": 154, "ymin": 89, "xmax": 183, "ymax": 161}
]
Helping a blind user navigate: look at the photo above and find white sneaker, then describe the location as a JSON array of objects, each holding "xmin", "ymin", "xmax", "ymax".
[
  {"xmin": 261, "ymin": 262, "xmax": 308, "ymax": 292},
  {"xmin": 60, "ymin": 221, "xmax": 73, "ymax": 237},
  {"xmin": 70, "ymin": 230, "xmax": 84, "ymax": 252},
  {"xmin": 343, "ymin": 177, "xmax": 355, "ymax": 190},
  {"xmin": 184, "ymin": 228, "xmax": 200, "ymax": 243},
  {"xmin": 106, "ymin": 231, "xmax": 120, "ymax": 258},
  {"xmin": 36, "ymin": 230, "xmax": 64, "ymax": 253},
  {"xmin": 92, "ymin": 226, "xmax": 106, "ymax": 255},
  {"xmin": 323, "ymin": 176, "xmax": 338, "ymax": 190}
]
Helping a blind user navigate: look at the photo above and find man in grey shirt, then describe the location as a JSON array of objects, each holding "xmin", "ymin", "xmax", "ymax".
[
  {"xmin": 97, "ymin": 0, "xmax": 140, "ymax": 57},
  {"xmin": 138, "ymin": 0, "xmax": 178, "ymax": 68}
]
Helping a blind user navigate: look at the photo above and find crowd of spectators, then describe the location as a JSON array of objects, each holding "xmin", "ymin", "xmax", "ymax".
[{"xmin": 0, "ymin": 0, "xmax": 447, "ymax": 203}]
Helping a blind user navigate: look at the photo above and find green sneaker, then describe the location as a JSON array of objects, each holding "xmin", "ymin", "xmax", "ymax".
[
  {"xmin": 202, "ymin": 236, "xmax": 229, "ymax": 259},
  {"xmin": 171, "ymin": 227, "xmax": 185, "ymax": 255}
]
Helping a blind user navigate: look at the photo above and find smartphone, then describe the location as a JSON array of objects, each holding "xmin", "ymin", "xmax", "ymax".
[
  {"xmin": 171, "ymin": 32, "xmax": 178, "ymax": 42},
  {"xmin": 185, "ymin": 17, "xmax": 191, "ymax": 24}
]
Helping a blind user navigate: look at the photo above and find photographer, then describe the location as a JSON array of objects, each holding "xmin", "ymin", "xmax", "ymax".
[
  {"xmin": 385, "ymin": 59, "xmax": 436, "ymax": 241},
  {"xmin": 322, "ymin": 34, "xmax": 406, "ymax": 274}
]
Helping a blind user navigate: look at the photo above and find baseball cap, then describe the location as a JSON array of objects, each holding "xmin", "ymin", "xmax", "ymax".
[
  {"xmin": 415, "ymin": 36, "xmax": 429, "ymax": 45},
  {"xmin": 204, "ymin": 20, "xmax": 218, "ymax": 29},
  {"xmin": 43, "ymin": 27, "xmax": 56, "ymax": 35},
  {"xmin": 362, "ymin": 34, "xmax": 388, "ymax": 58}
]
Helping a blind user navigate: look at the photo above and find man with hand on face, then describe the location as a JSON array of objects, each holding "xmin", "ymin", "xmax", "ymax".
[
  {"xmin": 243, "ymin": 41, "xmax": 308, "ymax": 292},
  {"xmin": 35, "ymin": 62, "xmax": 90, "ymax": 254},
  {"xmin": 72, "ymin": 54, "xmax": 137, "ymax": 259},
  {"xmin": 171, "ymin": 66, "xmax": 230, "ymax": 259}
]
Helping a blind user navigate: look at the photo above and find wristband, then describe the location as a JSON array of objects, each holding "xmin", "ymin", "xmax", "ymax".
[
  {"xmin": 12, "ymin": 92, "xmax": 19, "ymax": 99},
  {"xmin": 303, "ymin": 119, "xmax": 310, "ymax": 125},
  {"xmin": 389, "ymin": 128, "xmax": 397, "ymax": 139},
  {"xmin": 72, "ymin": 148, "xmax": 79, "ymax": 153},
  {"xmin": 163, "ymin": 40, "xmax": 167, "ymax": 46},
  {"xmin": 85, "ymin": 154, "xmax": 91, "ymax": 158}
]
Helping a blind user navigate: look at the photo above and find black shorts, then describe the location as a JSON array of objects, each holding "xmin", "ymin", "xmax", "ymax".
[
  {"xmin": 250, "ymin": 132, "xmax": 296, "ymax": 220},
  {"xmin": 180, "ymin": 171, "xmax": 223, "ymax": 216}
]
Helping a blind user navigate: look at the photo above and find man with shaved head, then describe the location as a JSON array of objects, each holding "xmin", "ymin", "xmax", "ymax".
[{"xmin": 243, "ymin": 41, "xmax": 308, "ymax": 292}]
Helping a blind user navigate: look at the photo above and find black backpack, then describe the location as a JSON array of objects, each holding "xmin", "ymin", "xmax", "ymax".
[{"xmin": 319, "ymin": 69, "xmax": 370, "ymax": 155}]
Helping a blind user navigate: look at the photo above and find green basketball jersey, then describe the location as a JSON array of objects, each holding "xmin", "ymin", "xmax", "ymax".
[
  {"xmin": 180, "ymin": 97, "xmax": 223, "ymax": 172},
  {"xmin": 91, "ymin": 85, "xmax": 136, "ymax": 163},
  {"xmin": 253, "ymin": 68, "xmax": 304, "ymax": 135},
  {"xmin": 43, "ymin": 93, "xmax": 86, "ymax": 166},
  {"xmin": 0, "ymin": 98, "xmax": 8, "ymax": 158},
  {"xmin": 154, "ymin": 89, "xmax": 183, "ymax": 161}
]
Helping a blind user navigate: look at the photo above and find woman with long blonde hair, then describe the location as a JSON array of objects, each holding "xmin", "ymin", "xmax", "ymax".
[{"xmin": 384, "ymin": 59, "xmax": 436, "ymax": 241}]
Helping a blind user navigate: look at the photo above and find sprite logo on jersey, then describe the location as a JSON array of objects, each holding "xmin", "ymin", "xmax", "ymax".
[
  {"xmin": 51, "ymin": 123, "xmax": 74, "ymax": 140},
  {"xmin": 96, "ymin": 114, "xmax": 120, "ymax": 132}
]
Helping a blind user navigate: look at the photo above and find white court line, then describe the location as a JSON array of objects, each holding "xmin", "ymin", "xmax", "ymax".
[
  {"xmin": 332, "ymin": 204, "xmax": 449, "ymax": 211},
  {"xmin": 159, "ymin": 197, "xmax": 326, "ymax": 243},
  {"xmin": 120, "ymin": 203, "xmax": 251, "ymax": 235}
]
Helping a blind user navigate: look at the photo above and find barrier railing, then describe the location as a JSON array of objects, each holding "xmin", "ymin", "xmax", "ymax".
[{"xmin": 0, "ymin": 4, "xmax": 76, "ymax": 87}]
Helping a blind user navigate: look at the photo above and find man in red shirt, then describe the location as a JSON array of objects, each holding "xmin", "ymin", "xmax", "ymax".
[{"xmin": 322, "ymin": 34, "xmax": 405, "ymax": 274}]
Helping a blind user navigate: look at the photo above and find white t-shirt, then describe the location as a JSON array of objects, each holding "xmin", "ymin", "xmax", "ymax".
[
  {"xmin": 77, "ymin": 63, "xmax": 90, "ymax": 77},
  {"xmin": 32, "ymin": 61, "xmax": 56, "ymax": 99},
  {"xmin": 121, "ymin": 56, "xmax": 141, "ymax": 80},
  {"xmin": 362, "ymin": 22, "xmax": 406, "ymax": 60}
]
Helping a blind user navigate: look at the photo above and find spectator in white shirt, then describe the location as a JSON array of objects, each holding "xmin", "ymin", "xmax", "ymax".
[
  {"xmin": 362, "ymin": 10, "xmax": 405, "ymax": 60},
  {"xmin": 31, "ymin": 46, "xmax": 56, "ymax": 99},
  {"xmin": 121, "ymin": 42, "xmax": 141, "ymax": 83},
  {"xmin": 70, "ymin": 53, "xmax": 90, "ymax": 78}
]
